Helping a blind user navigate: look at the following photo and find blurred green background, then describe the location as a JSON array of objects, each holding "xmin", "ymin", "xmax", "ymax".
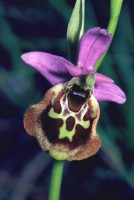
[{"xmin": 0, "ymin": 0, "xmax": 134, "ymax": 199}]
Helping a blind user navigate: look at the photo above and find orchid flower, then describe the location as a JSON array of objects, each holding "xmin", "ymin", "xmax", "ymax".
[{"xmin": 21, "ymin": 27, "xmax": 126, "ymax": 161}]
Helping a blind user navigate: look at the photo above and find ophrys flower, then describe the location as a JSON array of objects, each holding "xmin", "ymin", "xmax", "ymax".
[{"xmin": 22, "ymin": 27, "xmax": 126, "ymax": 160}]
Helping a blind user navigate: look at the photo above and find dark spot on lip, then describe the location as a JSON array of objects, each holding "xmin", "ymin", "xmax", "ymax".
[
  {"xmin": 66, "ymin": 116, "xmax": 75, "ymax": 131},
  {"xmin": 83, "ymin": 109, "xmax": 90, "ymax": 121},
  {"xmin": 53, "ymin": 89, "xmax": 64, "ymax": 114},
  {"xmin": 68, "ymin": 84, "xmax": 89, "ymax": 112},
  {"xmin": 53, "ymin": 101, "xmax": 62, "ymax": 114},
  {"xmin": 72, "ymin": 123, "xmax": 91, "ymax": 147},
  {"xmin": 40, "ymin": 105, "xmax": 64, "ymax": 143}
]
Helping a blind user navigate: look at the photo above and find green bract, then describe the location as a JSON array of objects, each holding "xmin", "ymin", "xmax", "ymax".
[{"xmin": 67, "ymin": 0, "xmax": 85, "ymax": 63}]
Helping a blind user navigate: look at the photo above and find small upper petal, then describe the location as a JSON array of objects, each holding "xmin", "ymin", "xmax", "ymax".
[
  {"xmin": 65, "ymin": 64, "xmax": 90, "ymax": 76},
  {"xmin": 65, "ymin": 64, "xmax": 83, "ymax": 76},
  {"xmin": 77, "ymin": 27, "xmax": 112, "ymax": 70},
  {"xmin": 94, "ymin": 82, "xmax": 126, "ymax": 104},
  {"xmin": 94, "ymin": 71, "xmax": 114, "ymax": 83},
  {"xmin": 21, "ymin": 52, "xmax": 73, "ymax": 85}
]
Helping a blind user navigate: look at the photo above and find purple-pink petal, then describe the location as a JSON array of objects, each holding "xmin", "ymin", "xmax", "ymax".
[
  {"xmin": 21, "ymin": 52, "xmax": 72, "ymax": 85},
  {"xmin": 94, "ymin": 82, "xmax": 126, "ymax": 104},
  {"xmin": 65, "ymin": 64, "xmax": 90, "ymax": 76},
  {"xmin": 65, "ymin": 64, "xmax": 83, "ymax": 76},
  {"xmin": 94, "ymin": 71, "xmax": 114, "ymax": 83},
  {"xmin": 77, "ymin": 27, "xmax": 112, "ymax": 70}
]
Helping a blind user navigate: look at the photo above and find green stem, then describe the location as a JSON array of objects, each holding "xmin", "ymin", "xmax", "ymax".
[
  {"xmin": 94, "ymin": 0, "xmax": 123, "ymax": 71},
  {"xmin": 48, "ymin": 161, "xmax": 65, "ymax": 200}
]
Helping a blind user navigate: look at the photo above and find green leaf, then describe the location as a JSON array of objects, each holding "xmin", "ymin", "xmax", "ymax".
[{"xmin": 67, "ymin": 0, "xmax": 85, "ymax": 64}]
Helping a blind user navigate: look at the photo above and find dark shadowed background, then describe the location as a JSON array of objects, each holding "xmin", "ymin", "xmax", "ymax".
[{"xmin": 0, "ymin": 0, "xmax": 134, "ymax": 199}]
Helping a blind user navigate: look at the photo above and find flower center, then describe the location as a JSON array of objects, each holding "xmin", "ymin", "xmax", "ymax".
[{"xmin": 68, "ymin": 84, "xmax": 90, "ymax": 112}]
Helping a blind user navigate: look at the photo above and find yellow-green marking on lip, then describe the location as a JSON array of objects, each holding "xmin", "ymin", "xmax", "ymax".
[{"xmin": 48, "ymin": 96, "xmax": 90, "ymax": 142}]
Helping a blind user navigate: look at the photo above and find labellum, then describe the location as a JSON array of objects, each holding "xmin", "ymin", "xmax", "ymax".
[{"xmin": 24, "ymin": 74, "xmax": 101, "ymax": 161}]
